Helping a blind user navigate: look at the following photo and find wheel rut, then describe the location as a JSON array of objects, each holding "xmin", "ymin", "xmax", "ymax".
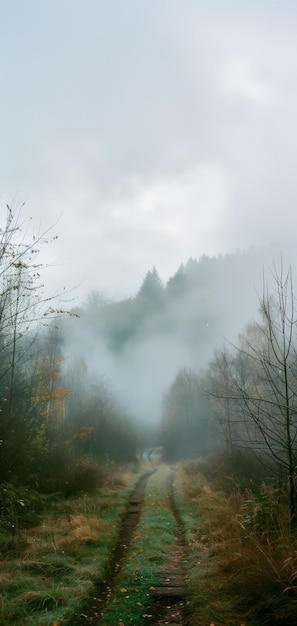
[
  {"xmin": 67, "ymin": 471, "xmax": 154, "ymax": 625},
  {"xmin": 68, "ymin": 466, "xmax": 189, "ymax": 626},
  {"xmin": 149, "ymin": 469, "xmax": 189, "ymax": 626}
]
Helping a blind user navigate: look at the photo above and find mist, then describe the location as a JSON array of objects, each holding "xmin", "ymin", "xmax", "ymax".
[
  {"xmin": 59, "ymin": 246, "xmax": 284, "ymax": 428},
  {"xmin": 2, "ymin": 1, "xmax": 297, "ymax": 454},
  {"xmin": 1, "ymin": 2, "xmax": 297, "ymax": 303}
]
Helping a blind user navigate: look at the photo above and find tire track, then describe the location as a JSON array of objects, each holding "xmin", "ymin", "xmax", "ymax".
[
  {"xmin": 150, "ymin": 469, "xmax": 189, "ymax": 626},
  {"xmin": 67, "ymin": 465, "xmax": 189, "ymax": 626},
  {"xmin": 67, "ymin": 470, "xmax": 154, "ymax": 625}
]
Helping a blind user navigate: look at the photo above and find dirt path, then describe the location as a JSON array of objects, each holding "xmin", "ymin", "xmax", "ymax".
[
  {"xmin": 67, "ymin": 467, "xmax": 189, "ymax": 626},
  {"xmin": 67, "ymin": 471, "xmax": 154, "ymax": 625},
  {"xmin": 149, "ymin": 470, "xmax": 189, "ymax": 626}
]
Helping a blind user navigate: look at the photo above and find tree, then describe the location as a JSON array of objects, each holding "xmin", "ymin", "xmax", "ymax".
[
  {"xmin": 210, "ymin": 265, "xmax": 297, "ymax": 530},
  {"xmin": 161, "ymin": 367, "xmax": 213, "ymax": 460},
  {"xmin": 137, "ymin": 267, "xmax": 164, "ymax": 306},
  {"xmin": 31, "ymin": 325, "xmax": 71, "ymax": 432},
  {"xmin": 64, "ymin": 371, "xmax": 137, "ymax": 462},
  {"xmin": 0, "ymin": 205, "xmax": 70, "ymax": 483},
  {"xmin": 166, "ymin": 264, "xmax": 187, "ymax": 297}
]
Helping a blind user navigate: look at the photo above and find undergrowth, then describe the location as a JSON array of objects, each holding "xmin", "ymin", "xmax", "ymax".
[
  {"xmin": 175, "ymin": 457, "xmax": 297, "ymax": 625},
  {"xmin": 4, "ymin": 454, "xmax": 296, "ymax": 625},
  {"xmin": 0, "ymin": 465, "xmax": 141, "ymax": 625},
  {"xmin": 98, "ymin": 465, "xmax": 177, "ymax": 626}
]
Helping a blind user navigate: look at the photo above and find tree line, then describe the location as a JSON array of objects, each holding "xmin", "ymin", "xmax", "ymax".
[
  {"xmin": 160, "ymin": 264, "xmax": 297, "ymax": 530},
  {"xmin": 3, "ymin": 204, "xmax": 297, "ymax": 533},
  {"xmin": 0, "ymin": 206, "xmax": 138, "ymax": 496}
]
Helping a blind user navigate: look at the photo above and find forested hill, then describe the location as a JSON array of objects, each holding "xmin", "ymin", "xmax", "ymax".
[{"xmin": 61, "ymin": 248, "xmax": 272, "ymax": 423}]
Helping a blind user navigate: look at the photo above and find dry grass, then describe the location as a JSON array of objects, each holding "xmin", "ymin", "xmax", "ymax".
[
  {"xmin": 0, "ymin": 465, "xmax": 142, "ymax": 625},
  {"xmin": 176, "ymin": 462, "xmax": 297, "ymax": 625},
  {"xmin": 24, "ymin": 513, "xmax": 111, "ymax": 550}
]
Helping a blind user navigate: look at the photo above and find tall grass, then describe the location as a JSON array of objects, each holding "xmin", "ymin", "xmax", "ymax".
[
  {"xmin": 176, "ymin": 458, "xmax": 297, "ymax": 625},
  {"xmin": 0, "ymin": 466, "xmax": 141, "ymax": 625}
]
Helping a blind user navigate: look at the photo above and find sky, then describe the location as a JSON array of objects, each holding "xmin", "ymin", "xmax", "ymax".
[{"xmin": 1, "ymin": 0, "xmax": 297, "ymax": 303}]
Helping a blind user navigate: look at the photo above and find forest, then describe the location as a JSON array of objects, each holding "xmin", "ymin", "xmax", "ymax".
[
  {"xmin": 2, "ymin": 205, "xmax": 297, "ymax": 624},
  {"xmin": 0, "ymin": 209, "xmax": 271, "ymax": 475}
]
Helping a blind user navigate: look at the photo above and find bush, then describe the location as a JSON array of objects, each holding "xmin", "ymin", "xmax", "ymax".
[
  {"xmin": 180, "ymin": 461, "xmax": 297, "ymax": 625},
  {"xmin": 0, "ymin": 482, "xmax": 46, "ymax": 531},
  {"xmin": 183, "ymin": 457, "xmax": 205, "ymax": 476},
  {"xmin": 63, "ymin": 460, "xmax": 106, "ymax": 497},
  {"xmin": 197, "ymin": 447, "xmax": 271, "ymax": 494},
  {"xmin": 24, "ymin": 442, "xmax": 105, "ymax": 496}
]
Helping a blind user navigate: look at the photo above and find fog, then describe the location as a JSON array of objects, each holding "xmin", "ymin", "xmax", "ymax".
[
  {"xmin": 1, "ymin": 2, "xmax": 297, "ymax": 302},
  {"xmin": 59, "ymin": 247, "xmax": 284, "ymax": 426},
  {"xmin": 1, "ymin": 3, "xmax": 297, "ymax": 429}
]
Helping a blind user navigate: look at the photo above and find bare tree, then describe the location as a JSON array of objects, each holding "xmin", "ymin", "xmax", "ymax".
[
  {"xmin": 0, "ymin": 205, "xmax": 71, "ymax": 481},
  {"xmin": 209, "ymin": 264, "xmax": 297, "ymax": 530}
]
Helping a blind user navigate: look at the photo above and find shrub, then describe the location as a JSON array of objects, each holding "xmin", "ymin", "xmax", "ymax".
[
  {"xmin": 25, "ymin": 442, "xmax": 106, "ymax": 496},
  {"xmin": 63, "ymin": 459, "xmax": 106, "ymax": 497},
  {"xmin": 0, "ymin": 482, "xmax": 46, "ymax": 530},
  {"xmin": 197, "ymin": 447, "xmax": 271, "ymax": 494}
]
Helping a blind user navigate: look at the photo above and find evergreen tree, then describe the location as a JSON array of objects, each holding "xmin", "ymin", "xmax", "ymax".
[{"xmin": 137, "ymin": 267, "xmax": 164, "ymax": 306}]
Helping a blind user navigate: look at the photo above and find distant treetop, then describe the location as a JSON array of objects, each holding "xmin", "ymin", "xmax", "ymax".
[{"xmin": 137, "ymin": 267, "xmax": 164, "ymax": 301}]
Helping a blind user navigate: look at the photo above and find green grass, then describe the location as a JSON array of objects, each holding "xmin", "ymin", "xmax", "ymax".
[
  {"xmin": 0, "ymin": 467, "xmax": 143, "ymax": 625},
  {"xmin": 6, "ymin": 458, "xmax": 295, "ymax": 625},
  {"xmin": 99, "ymin": 465, "xmax": 178, "ymax": 626}
]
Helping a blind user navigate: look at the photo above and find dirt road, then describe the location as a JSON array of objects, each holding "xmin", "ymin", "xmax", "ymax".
[{"xmin": 67, "ymin": 466, "xmax": 189, "ymax": 625}]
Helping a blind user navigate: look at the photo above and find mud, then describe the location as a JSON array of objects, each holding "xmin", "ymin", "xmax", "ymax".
[
  {"xmin": 149, "ymin": 471, "xmax": 189, "ymax": 626},
  {"xmin": 67, "ymin": 471, "xmax": 154, "ymax": 625},
  {"xmin": 67, "ymin": 467, "xmax": 189, "ymax": 626}
]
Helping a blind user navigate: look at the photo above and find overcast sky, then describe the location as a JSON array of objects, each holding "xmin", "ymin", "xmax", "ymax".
[{"xmin": 1, "ymin": 0, "xmax": 297, "ymax": 302}]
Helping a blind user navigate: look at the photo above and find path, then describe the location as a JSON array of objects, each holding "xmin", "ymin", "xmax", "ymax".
[
  {"xmin": 150, "ymin": 470, "xmax": 188, "ymax": 626},
  {"xmin": 67, "ymin": 466, "xmax": 189, "ymax": 625}
]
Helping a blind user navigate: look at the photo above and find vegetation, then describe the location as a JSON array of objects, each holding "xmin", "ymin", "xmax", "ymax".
[
  {"xmin": 0, "ymin": 466, "xmax": 140, "ymax": 625},
  {"xmin": 0, "ymin": 206, "xmax": 139, "ymax": 494},
  {"xmin": 3, "ymin": 204, "xmax": 297, "ymax": 623},
  {"xmin": 177, "ymin": 457, "xmax": 297, "ymax": 625},
  {"xmin": 98, "ymin": 465, "xmax": 177, "ymax": 626},
  {"xmin": 206, "ymin": 265, "xmax": 297, "ymax": 532},
  {"xmin": 161, "ymin": 367, "xmax": 214, "ymax": 460}
]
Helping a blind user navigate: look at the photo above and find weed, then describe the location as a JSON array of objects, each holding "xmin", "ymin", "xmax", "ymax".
[
  {"xmin": 0, "ymin": 464, "xmax": 142, "ymax": 625},
  {"xmin": 98, "ymin": 466, "xmax": 178, "ymax": 626},
  {"xmin": 176, "ymin": 461, "xmax": 297, "ymax": 625}
]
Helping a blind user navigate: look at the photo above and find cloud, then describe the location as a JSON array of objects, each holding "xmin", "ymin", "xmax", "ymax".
[
  {"xmin": 2, "ymin": 1, "xmax": 297, "ymax": 304},
  {"xmin": 109, "ymin": 163, "xmax": 230, "ymax": 240},
  {"xmin": 218, "ymin": 57, "xmax": 276, "ymax": 107},
  {"xmin": 29, "ymin": 159, "xmax": 231, "ymax": 300}
]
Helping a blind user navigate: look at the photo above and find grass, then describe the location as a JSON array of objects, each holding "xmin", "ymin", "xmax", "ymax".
[
  {"xmin": 98, "ymin": 465, "xmax": 178, "ymax": 626},
  {"xmin": 4, "ymin": 455, "xmax": 296, "ymax": 625},
  {"xmin": 0, "ymin": 466, "xmax": 142, "ymax": 625},
  {"xmin": 174, "ymin": 459, "xmax": 297, "ymax": 626},
  {"xmin": 172, "ymin": 466, "xmax": 240, "ymax": 626}
]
